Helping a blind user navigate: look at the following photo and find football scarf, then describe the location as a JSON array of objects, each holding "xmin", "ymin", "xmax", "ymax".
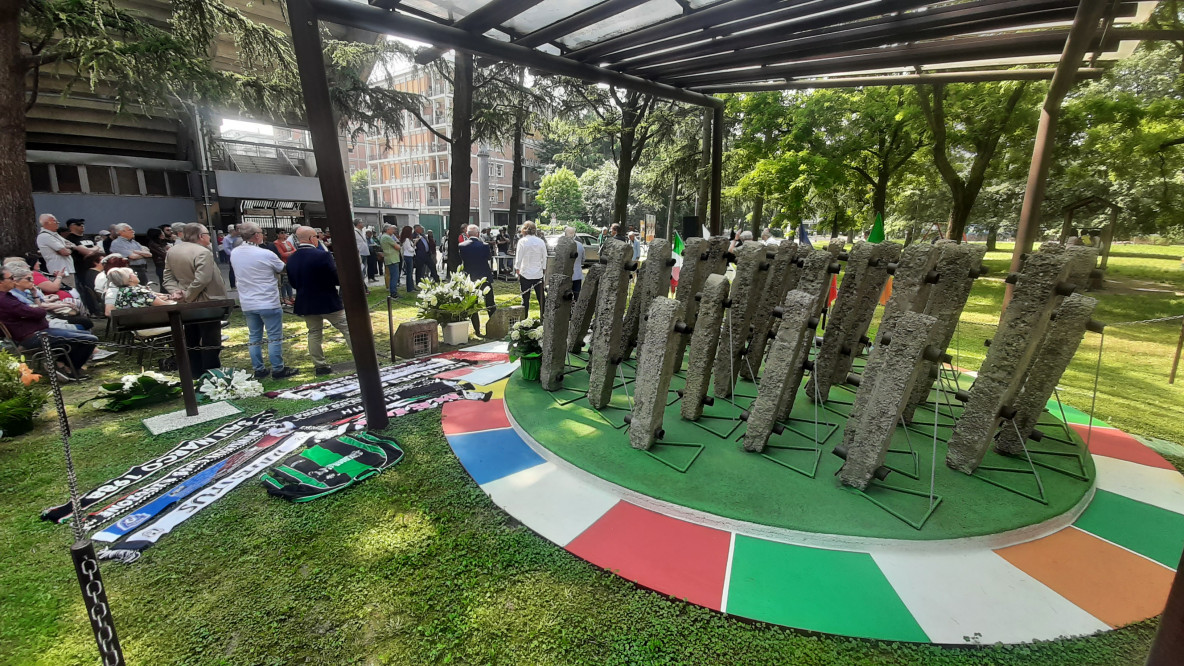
[
  {"xmin": 98, "ymin": 434, "xmax": 310, "ymax": 563},
  {"xmin": 91, "ymin": 459, "xmax": 231, "ymax": 542},
  {"xmin": 261, "ymin": 432, "xmax": 404, "ymax": 503},
  {"xmin": 76, "ymin": 426, "xmax": 275, "ymax": 533},
  {"xmin": 40, "ymin": 412, "xmax": 275, "ymax": 523},
  {"xmin": 266, "ymin": 358, "xmax": 468, "ymax": 400}
]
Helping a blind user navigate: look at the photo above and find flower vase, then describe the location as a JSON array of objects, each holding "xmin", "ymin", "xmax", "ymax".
[
  {"xmin": 519, "ymin": 354, "xmax": 542, "ymax": 381},
  {"xmin": 443, "ymin": 321, "xmax": 470, "ymax": 345}
]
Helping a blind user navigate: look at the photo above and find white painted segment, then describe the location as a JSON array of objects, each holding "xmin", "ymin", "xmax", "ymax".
[
  {"xmin": 872, "ymin": 549, "xmax": 1109, "ymax": 644},
  {"xmin": 142, "ymin": 401, "xmax": 241, "ymax": 435},
  {"xmin": 720, "ymin": 532, "xmax": 736, "ymax": 614},
  {"xmin": 463, "ymin": 341, "xmax": 511, "ymax": 353},
  {"xmin": 1093, "ymin": 455, "xmax": 1184, "ymax": 516},
  {"xmin": 480, "ymin": 462, "xmax": 619, "ymax": 546},
  {"xmin": 461, "ymin": 361, "xmax": 520, "ymax": 385}
]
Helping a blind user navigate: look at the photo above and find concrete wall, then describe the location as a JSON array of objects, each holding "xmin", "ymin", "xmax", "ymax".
[
  {"xmin": 34, "ymin": 193, "xmax": 199, "ymax": 234},
  {"xmin": 214, "ymin": 170, "xmax": 323, "ymax": 202}
]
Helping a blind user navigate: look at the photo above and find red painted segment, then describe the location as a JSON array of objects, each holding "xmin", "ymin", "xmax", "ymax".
[
  {"xmin": 1073, "ymin": 424, "xmax": 1176, "ymax": 470},
  {"xmin": 566, "ymin": 502, "xmax": 731, "ymax": 610},
  {"xmin": 435, "ymin": 368, "xmax": 476, "ymax": 380},
  {"xmin": 435, "ymin": 351, "xmax": 510, "ymax": 362},
  {"xmin": 442, "ymin": 398, "xmax": 510, "ymax": 435}
]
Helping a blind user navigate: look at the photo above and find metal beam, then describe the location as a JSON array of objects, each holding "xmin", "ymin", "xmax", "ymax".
[
  {"xmin": 413, "ymin": 0, "xmax": 546, "ymax": 64},
  {"xmin": 666, "ymin": 30, "xmax": 1104, "ymax": 87},
  {"xmin": 288, "ymin": 0, "xmax": 389, "ymax": 430},
  {"xmin": 630, "ymin": 0, "xmax": 1085, "ymax": 77},
  {"xmin": 1009, "ymin": 0, "xmax": 1109, "ymax": 304},
  {"xmin": 516, "ymin": 0, "xmax": 651, "ymax": 48},
  {"xmin": 615, "ymin": 0, "xmax": 942, "ymax": 68},
  {"xmin": 710, "ymin": 104, "xmax": 723, "ymax": 236},
  {"xmin": 566, "ymin": 0, "xmax": 782, "ymax": 63},
  {"xmin": 698, "ymin": 68, "xmax": 1104, "ymax": 93},
  {"xmin": 312, "ymin": 0, "xmax": 722, "ymax": 108}
]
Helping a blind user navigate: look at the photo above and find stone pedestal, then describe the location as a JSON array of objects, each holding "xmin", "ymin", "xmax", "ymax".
[
  {"xmin": 587, "ymin": 239, "xmax": 635, "ymax": 409},
  {"xmin": 485, "ymin": 306, "xmax": 524, "ymax": 342},
  {"xmin": 393, "ymin": 319, "xmax": 439, "ymax": 358},
  {"xmin": 838, "ymin": 311, "xmax": 938, "ymax": 489},
  {"xmin": 628, "ymin": 298, "xmax": 685, "ymax": 451},
  {"xmin": 621, "ymin": 239, "xmax": 673, "ymax": 360},
  {"xmin": 945, "ymin": 246, "xmax": 1073, "ymax": 473},
  {"xmin": 995, "ymin": 293, "xmax": 1098, "ymax": 456},
  {"xmin": 567, "ymin": 264, "xmax": 604, "ymax": 353},
  {"xmin": 712, "ymin": 242, "xmax": 769, "ymax": 399},
  {"xmin": 541, "ymin": 236, "xmax": 578, "ymax": 391},
  {"xmin": 742, "ymin": 290, "xmax": 819, "ymax": 453},
  {"xmin": 680, "ymin": 274, "xmax": 731, "ymax": 421},
  {"xmin": 741, "ymin": 241, "xmax": 802, "ymax": 381}
]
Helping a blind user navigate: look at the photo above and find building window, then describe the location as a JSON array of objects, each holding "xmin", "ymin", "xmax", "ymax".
[
  {"xmin": 143, "ymin": 170, "xmax": 168, "ymax": 196},
  {"xmin": 55, "ymin": 165, "xmax": 82, "ymax": 193},
  {"xmin": 496, "ymin": 164, "xmax": 504, "ymax": 178},
  {"xmin": 114, "ymin": 167, "xmax": 140, "ymax": 195},
  {"xmin": 166, "ymin": 171, "xmax": 191, "ymax": 197},
  {"xmin": 497, "ymin": 188, "xmax": 505, "ymax": 203},
  {"xmin": 85, "ymin": 166, "xmax": 114, "ymax": 193},
  {"xmin": 28, "ymin": 164, "xmax": 51, "ymax": 192}
]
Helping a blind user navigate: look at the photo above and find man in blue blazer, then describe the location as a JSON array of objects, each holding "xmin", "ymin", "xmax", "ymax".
[
  {"xmin": 458, "ymin": 224, "xmax": 496, "ymax": 336},
  {"xmin": 288, "ymin": 226, "xmax": 352, "ymax": 375}
]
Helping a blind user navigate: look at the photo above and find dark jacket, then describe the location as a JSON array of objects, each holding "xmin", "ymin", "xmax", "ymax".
[
  {"xmin": 287, "ymin": 244, "xmax": 343, "ymax": 316},
  {"xmin": 414, "ymin": 235, "xmax": 429, "ymax": 265},
  {"xmin": 0, "ymin": 291, "xmax": 49, "ymax": 343},
  {"xmin": 458, "ymin": 238, "xmax": 493, "ymax": 281}
]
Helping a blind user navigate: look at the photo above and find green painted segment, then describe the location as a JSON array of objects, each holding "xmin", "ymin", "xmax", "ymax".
[
  {"xmin": 1074, "ymin": 489, "xmax": 1184, "ymax": 569},
  {"xmin": 505, "ymin": 362, "xmax": 1095, "ymax": 541},
  {"xmin": 726, "ymin": 535, "xmax": 929, "ymax": 642},
  {"xmin": 1044, "ymin": 399, "xmax": 1111, "ymax": 428}
]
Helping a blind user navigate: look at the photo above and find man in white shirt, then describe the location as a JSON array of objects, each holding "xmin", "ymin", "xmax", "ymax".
[
  {"xmin": 513, "ymin": 221, "xmax": 547, "ymax": 317},
  {"xmin": 230, "ymin": 222, "xmax": 298, "ymax": 380},
  {"xmin": 36, "ymin": 214, "xmax": 77, "ymax": 287},
  {"xmin": 353, "ymin": 219, "xmax": 371, "ymax": 294}
]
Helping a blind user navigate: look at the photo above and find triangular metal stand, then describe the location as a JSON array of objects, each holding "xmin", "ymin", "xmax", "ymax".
[
  {"xmin": 642, "ymin": 441, "xmax": 704, "ymax": 473},
  {"xmin": 849, "ymin": 482, "xmax": 944, "ymax": 530}
]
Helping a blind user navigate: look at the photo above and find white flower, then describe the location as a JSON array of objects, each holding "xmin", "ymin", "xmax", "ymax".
[
  {"xmin": 511, "ymin": 330, "xmax": 520, "ymax": 341},
  {"xmin": 529, "ymin": 329, "xmax": 542, "ymax": 340}
]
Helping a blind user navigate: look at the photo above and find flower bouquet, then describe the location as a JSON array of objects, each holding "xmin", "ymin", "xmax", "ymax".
[
  {"xmin": 508, "ymin": 318, "xmax": 543, "ymax": 381},
  {"xmin": 83, "ymin": 370, "xmax": 181, "ymax": 412},
  {"xmin": 416, "ymin": 272, "xmax": 489, "ymax": 326},
  {"xmin": 198, "ymin": 368, "xmax": 264, "ymax": 402},
  {"xmin": 0, "ymin": 350, "xmax": 46, "ymax": 437}
]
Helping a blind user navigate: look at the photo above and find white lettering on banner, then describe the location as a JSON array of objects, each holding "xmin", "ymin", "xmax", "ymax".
[{"xmin": 125, "ymin": 435, "xmax": 308, "ymax": 547}]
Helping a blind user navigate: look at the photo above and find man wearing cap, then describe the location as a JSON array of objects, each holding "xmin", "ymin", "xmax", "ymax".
[{"xmin": 60, "ymin": 219, "xmax": 101, "ymax": 313}]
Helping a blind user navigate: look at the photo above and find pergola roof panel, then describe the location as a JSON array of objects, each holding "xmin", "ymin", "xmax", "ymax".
[{"xmin": 360, "ymin": 0, "xmax": 1162, "ymax": 96}]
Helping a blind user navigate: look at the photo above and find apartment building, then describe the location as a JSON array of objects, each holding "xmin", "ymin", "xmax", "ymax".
[{"xmin": 351, "ymin": 65, "xmax": 543, "ymax": 229}]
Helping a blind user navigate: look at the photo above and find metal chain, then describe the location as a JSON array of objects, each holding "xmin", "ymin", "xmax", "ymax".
[
  {"xmin": 39, "ymin": 334, "xmax": 86, "ymax": 543},
  {"xmin": 1105, "ymin": 314, "xmax": 1184, "ymax": 326}
]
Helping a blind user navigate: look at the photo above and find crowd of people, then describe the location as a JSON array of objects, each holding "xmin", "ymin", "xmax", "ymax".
[{"xmin": 3, "ymin": 212, "xmax": 707, "ymax": 383}]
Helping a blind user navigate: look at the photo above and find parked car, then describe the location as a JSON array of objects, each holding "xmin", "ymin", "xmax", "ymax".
[{"xmin": 544, "ymin": 233, "xmax": 600, "ymax": 266}]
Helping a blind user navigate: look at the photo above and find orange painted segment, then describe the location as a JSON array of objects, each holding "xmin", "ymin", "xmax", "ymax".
[{"xmin": 995, "ymin": 527, "xmax": 1173, "ymax": 628}]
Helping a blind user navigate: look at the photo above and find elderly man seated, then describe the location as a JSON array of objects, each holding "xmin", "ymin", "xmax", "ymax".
[{"xmin": 0, "ymin": 264, "xmax": 98, "ymax": 379}]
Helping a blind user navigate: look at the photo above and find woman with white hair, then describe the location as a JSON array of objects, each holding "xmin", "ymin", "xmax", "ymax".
[{"xmin": 103, "ymin": 267, "xmax": 174, "ymax": 316}]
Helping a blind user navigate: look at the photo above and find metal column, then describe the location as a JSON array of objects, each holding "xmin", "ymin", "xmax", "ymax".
[
  {"xmin": 710, "ymin": 104, "xmax": 723, "ymax": 236},
  {"xmin": 287, "ymin": 0, "xmax": 389, "ymax": 429}
]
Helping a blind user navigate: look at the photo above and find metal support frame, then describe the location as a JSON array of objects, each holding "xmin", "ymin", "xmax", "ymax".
[
  {"xmin": 710, "ymin": 104, "xmax": 723, "ymax": 236},
  {"xmin": 289, "ymin": 0, "xmax": 388, "ymax": 430},
  {"xmin": 1008, "ymin": 0, "xmax": 1109, "ymax": 305}
]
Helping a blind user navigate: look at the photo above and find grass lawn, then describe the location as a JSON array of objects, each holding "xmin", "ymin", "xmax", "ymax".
[{"xmin": 1, "ymin": 261, "xmax": 1181, "ymax": 665}]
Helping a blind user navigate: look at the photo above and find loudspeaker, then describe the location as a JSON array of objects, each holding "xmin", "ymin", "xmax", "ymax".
[{"xmin": 682, "ymin": 216, "xmax": 701, "ymax": 239}]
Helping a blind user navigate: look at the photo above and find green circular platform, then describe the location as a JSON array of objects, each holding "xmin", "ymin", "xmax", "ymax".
[{"xmin": 504, "ymin": 357, "xmax": 1095, "ymax": 541}]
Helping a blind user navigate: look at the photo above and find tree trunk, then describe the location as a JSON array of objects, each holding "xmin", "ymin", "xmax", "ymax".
[
  {"xmin": 986, "ymin": 224, "xmax": 999, "ymax": 251},
  {"xmin": 665, "ymin": 173, "xmax": 678, "ymax": 240},
  {"xmin": 447, "ymin": 53, "xmax": 474, "ymax": 274},
  {"xmin": 945, "ymin": 195, "xmax": 971, "ymax": 242},
  {"xmin": 872, "ymin": 174, "xmax": 889, "ymax": 221},
  {"xmin": 750, "ymin": 194, "xmax": 764, "ymax": 235},
  {"xmin": 904, "ymin": 225, "xmax": 915, "ymax": 247},
  {"xmin": 830, "ymin": 214, "xmax": 840, "ymax": 238},
  {"xmin": 694, "ymin": 108, "xmax": 710, "ymax": 230},
  {"xmin": 507, "ymin": 106, "xmax": 525, "ymax": 243},
  {"xmin": 0, "ymin": 4, "xmax": 35, "ymax": 259},
  {"xmin": 612, "ymin": 126, "xmax": 635, "ymax": 228}
]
